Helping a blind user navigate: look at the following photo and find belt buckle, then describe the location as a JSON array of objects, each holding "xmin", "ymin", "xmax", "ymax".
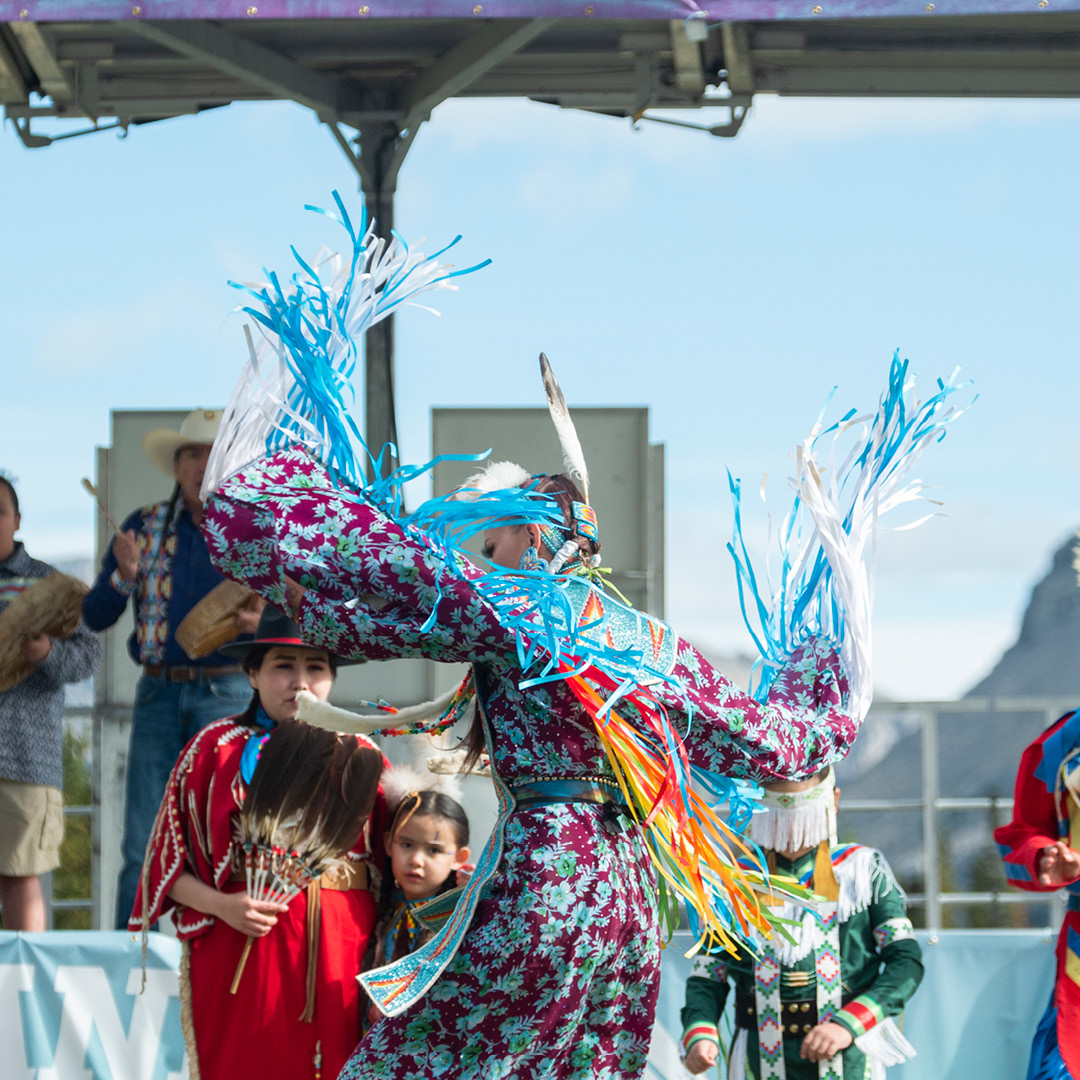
[{"xmin": 168, "ymin": 666, "xmax": 197, "ymax": 683}]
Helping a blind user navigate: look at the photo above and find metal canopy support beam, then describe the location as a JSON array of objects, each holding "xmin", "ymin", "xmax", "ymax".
[
  {"xmin": 126, "ymin": 20, "xmax": 344, "ymax": 118},
  {"xmin": 0, "ymin": 34, "xmax": 28, "ymax": 105},
  {"xmin": 721, "ymin": 22, "xmax": 755, "ymax": 94},
  {"xmin": 331, "ymin": 17, "xmax": 555, "ymax": 477},
  {"xmin": 403, "ymin": 17, "xmax": 555, "ymax": 126},
  {"xmin": 8, "ymin": 22, "xmax": 72, "ymax": 102},
  {"xmin": 355, "ymin": 119, "xmax": 419, "ymax": 480}
]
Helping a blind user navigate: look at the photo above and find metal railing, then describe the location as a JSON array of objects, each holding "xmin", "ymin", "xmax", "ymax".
[
  {"xmin": 42, "ymin": 707, "xmax": 95, "ymax": 930},
  {"xmin": 43, "ymin": 697, "xmax": 1079, "ymax": 931},
  {"xmin": 838, "ymin": 696, "xmax": 1077, "ymax": 931}
]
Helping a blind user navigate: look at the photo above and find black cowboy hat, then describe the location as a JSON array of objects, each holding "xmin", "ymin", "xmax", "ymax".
[{"xmin": 219, "ymin": 605, "xmax": 363, "ymax": 664}]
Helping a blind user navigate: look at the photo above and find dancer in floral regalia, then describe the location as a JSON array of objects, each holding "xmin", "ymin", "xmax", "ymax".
[{"xmin": 194, "ymin": 194, "xmax": 967, "ymax": 1079}]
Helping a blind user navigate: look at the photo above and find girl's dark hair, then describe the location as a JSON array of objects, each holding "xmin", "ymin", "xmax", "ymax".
[
  {"xmin": 389, "ymin": 790, "xmax": 469, "ymax": 848},
  {"xmin": 236, "ymin": 645, "xmax": 338, "ymax": 727},
  {"xmin": 378, "ymin": 790, "xmax": 470, "ymax": 918}
]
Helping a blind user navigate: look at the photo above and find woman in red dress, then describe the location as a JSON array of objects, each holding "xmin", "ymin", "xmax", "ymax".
[{"xmin": 130, "ymin": 606, "xmax": 387, "ymax": 1080}]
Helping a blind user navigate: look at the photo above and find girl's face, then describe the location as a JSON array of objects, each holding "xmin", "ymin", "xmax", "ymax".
[
  {"xmin": 386, "ymin": 813, "xmax": 470, "ymax": 902},
  {"xmin": 247, "ymin": 646, "xmax": 334, "ymax": 724}
]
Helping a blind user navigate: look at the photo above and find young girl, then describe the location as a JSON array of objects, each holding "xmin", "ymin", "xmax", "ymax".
[
  {"xmin": 130, "ymin": 606, "xmax": 387, "ymax": 1080},
  {"xmin": 374, "ymin": 770, "xmax": 471, "ymax": 970}
]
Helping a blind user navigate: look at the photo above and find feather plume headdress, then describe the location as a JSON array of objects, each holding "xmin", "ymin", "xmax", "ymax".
[{"xmin": 540, "ymin": 352, "xmax": 589, "ymax": 502}]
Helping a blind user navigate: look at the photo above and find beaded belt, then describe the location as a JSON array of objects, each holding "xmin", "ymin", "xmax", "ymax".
[
  {"xmin": 510, "ymin": 776, "xmax": 628, "ymax": 812},
  {"xmin": 735, "ymin": 990, "xmax": 850, "ymax": 1034}
]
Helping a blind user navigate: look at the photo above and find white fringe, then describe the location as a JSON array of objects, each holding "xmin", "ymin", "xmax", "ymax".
[
  {"xmin": 753, "ymin": 847, "xmax": 897, "ymax": 965},
  {"xmin": 749, "ymin": 803, "xmax": 831, "ymax": 854},
  {"xmin": 855, "ymin": 1016, "xmax": 917, "ymax": 1075}
]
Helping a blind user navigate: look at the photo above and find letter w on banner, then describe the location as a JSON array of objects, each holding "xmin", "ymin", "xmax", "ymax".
[{"xmin": 0, "ymin": 931, "xmax": 186, "ymax": 1079}]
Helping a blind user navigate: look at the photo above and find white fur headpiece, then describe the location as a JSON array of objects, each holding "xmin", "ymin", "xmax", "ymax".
[
  {"xmin": 456, "ymin": 460, "xmax": 532, "ymax": 500},
  {"xmin": 382, "ymin": 763, "xmax": 463, "ymax": 813}
]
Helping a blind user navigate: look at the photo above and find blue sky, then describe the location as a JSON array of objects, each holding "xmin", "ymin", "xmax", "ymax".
[{"xmin": 4, "ymin": 93, "xmax": 1080, "ymax": 700}]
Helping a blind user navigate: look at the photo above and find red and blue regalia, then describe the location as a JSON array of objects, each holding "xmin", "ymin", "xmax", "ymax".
[{"xmin": 996, "ymin": 711, "xmax": 1080, "ymax": 1080}]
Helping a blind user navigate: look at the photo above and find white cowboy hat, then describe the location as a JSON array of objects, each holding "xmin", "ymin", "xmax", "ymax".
[{"xmin": 142, "ymin": 408, "xmax": 224, "ymax": 477}]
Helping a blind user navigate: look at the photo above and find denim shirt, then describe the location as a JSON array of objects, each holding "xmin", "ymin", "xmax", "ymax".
[{"xmin": 82, "ymin": 498, "xmax": 237, "ymax": 667}]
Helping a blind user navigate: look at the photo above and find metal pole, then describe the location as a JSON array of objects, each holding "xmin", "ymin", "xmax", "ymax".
[
  {"xmin": 921, "ymin": 708, "xmax": 941, "ymax": 932},
  {"xmin": 364, "ymin": 179, "xmax": 396, "ymax": 479},
  {"xmin": 350, "ymin": 119, "xmax": 420, "ymax": 481}
]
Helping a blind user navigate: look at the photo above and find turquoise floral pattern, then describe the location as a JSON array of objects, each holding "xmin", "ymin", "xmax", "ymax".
[{"xmin": 202, "ymin": 446, "xmax": 858, "ymax": 1079}]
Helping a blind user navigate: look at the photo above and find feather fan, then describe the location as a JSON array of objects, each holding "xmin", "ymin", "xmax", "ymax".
[
  {"xmin": 230, "ymin": 720, "xmax": 383, "ymax": 993},
  {"xmin": 539, "ymin": 353, "xmax": 589, "ymax": 501}
]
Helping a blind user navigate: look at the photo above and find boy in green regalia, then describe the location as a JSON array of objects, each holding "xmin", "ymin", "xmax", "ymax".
[{"xmin": 680, "ymin": 769, "xmax": 923, "ymax": 1080}]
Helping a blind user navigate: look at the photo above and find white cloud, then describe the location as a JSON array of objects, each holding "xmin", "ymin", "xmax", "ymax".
[
  {"xmin": 872, "ymin": 618, "xmax": 1018, "ymax": 701},
  {"xmin": 421, "ymin": 94, "xmax": 1080, "ymax": 172},
  {"xmin": 517, "ymin": 161, "xmax": 634, "ymax": 218},
  {"xmin": 36, "ymin": 281, "xmax": 225, "ymax": 375}
]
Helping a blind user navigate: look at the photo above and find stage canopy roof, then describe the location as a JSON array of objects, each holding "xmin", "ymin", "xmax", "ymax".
[{"xmin": 4, "ymin": 7, "xmax": 1080, "ymax": 153}]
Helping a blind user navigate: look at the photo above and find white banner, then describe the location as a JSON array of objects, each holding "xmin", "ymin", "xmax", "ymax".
[
  {"xmin": 0, "ymin": 931, "xmax": 188, "ymax": 1080},
  {"xmin": 0, "ymin": 928, "xmax": 1056, "ymax": 1079}
]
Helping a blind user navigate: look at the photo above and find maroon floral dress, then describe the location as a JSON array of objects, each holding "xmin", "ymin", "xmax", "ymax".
[{"xmin": 202, "ymin": 446, "xmax": 855, "ymax": 1080}]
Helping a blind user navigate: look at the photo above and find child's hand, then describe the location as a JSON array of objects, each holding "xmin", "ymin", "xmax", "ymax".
[
  {"xmin": 683, "ymin": 1039, "xmax": 719, "ymax": 1074},
  {"xmin": 455, "ymin": 863, "xmax": 475, "ymax": 887},
  {"xmin": 800, "ymin": 1021, "xmax": 852, "ymax": 1061},
  {"xmin": 1037, "ymin": 841, "xmax": 1080, "ymax": 887},
  {"xmin": 214, "ymin": 891, "xmax": 288, "ymax": 937}
]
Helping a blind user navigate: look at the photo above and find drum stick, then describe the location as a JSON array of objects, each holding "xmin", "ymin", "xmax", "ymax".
[{"xmin": 80, "ymin": 478, "xmax": 125, "ymax": 538}]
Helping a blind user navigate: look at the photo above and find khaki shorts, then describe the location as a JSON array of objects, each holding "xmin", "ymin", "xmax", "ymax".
[{"xmin": 0, "ymin": 780, "xmax": 64, "ymax": 877}]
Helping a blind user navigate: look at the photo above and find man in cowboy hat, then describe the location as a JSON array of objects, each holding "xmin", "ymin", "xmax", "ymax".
[
  {"xmin": 0, "ymin": 472, "xmax": 102, "ymax": 930},
  {"xmin": 82, "ymin": 408, "xmax": 263, "ymax": 928}
]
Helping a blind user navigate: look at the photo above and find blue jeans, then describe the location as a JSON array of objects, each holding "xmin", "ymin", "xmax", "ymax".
[{"xmin": 115, "ymin": 671, "xmax": 252, "ymax": 929}]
